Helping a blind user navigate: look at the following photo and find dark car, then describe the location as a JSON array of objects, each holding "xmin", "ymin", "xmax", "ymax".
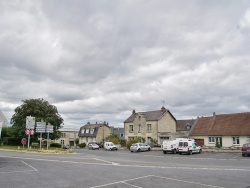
[
  {"xmin": 242, "ymin": 143, "xmax": 250, "ymax": 157},
  {"xmin": 62, "ymin": 144, "xmax": 71, "ymax": 149}
]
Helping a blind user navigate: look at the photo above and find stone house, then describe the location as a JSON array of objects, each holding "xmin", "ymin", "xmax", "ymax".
[
  {"xmin": 78, "ymin": 122, "xmax": 110, "ymax": 145},
  {"xmin": 189, "ymin": 112, "xmax": 250, "ymax": 147},
  {"xmin": 124, "ymin": 106, "xmax": 177, "ymax": 145},
  {"xmin": 54, "ymin": 128, "xmax": 79, "ymax": 147}
]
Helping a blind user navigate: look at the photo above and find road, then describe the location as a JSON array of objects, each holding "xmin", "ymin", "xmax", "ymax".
[{"xmin": 0, "ymin": 149, "xmax": 249, "ymax": 188}]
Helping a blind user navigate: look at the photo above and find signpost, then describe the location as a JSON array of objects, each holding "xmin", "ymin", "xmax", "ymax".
[
  {"xmin": 21, "ymin": 138, "xmax": 27, "ymax": 149},
  {"xmin": 26, "ymin": 116, "xmax": 35, "ymax": 148},
  {"xmin": 46, "ymin": 125, "xmax": 54, "ymax": 150},
  {"xmin": 36, "ymin": 122, "xmax": 46, "ymax": 149}
]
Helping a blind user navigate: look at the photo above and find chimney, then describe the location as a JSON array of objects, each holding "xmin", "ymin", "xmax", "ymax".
[
  {"xmin": 161, "ymin": 106, "xmax": 166, "ymax": 112},
  {"xmin": 213, "ymin": 112, "xmax": 216, "ymax": 117},
  {"xmin": 132, "ymin": 109, "xmax": 136, "ymax": 114}
]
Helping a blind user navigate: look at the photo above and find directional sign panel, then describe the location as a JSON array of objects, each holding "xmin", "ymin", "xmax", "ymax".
[
  {"xmin": 36, "ymin": 122, "xmax": 46, "ymax": 133},
  {"xmin": 26, "ymin": 116, "xmax": 35, "ymax": 129},
  {"xmin": 46, "ymin": 125, "xmax": 54, "ymax": 133}
]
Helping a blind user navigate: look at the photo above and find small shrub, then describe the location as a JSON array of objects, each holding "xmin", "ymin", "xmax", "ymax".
[
  {"xmin": 215, "ymin": 141, "xmax": 221, "ymax": 148},
  {"xmin": 77, "ymin": 143, "xmax": 86, "ymax": 148},
  {"xmin": 126, "ymin": 138, "xmax": 140, "ymax": 150},
  {"xmin": 120, "ymin": 139, "xmax": 126, "ymax": 147},
  {"xmin": 50, "ymin": 143, "xmax": 62, "ymax": 148}
]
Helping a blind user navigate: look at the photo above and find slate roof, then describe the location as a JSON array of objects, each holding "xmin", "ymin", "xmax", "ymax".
[
  {"xmin": 189, "ymin": 112, "xmax": 250, "ymax": 136},
  {"xmin": 176, "ymin": 119, "xmax": 196, "ymax": 131},
  {"xmin": 78, "ymin": 123, "xmax": 109, "ymax": 137},
  {"xmin": 124, "ymin": 107, "xmax": 176, "ymax": 123}
]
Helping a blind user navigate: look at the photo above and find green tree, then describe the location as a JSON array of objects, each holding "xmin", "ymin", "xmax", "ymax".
[
  {"xmin": 105, "ymin": 134, "xmax": 120, "ymax": 144},
  {"xmin": 11, "ymin": 98, "xmax": 64, "ymax": 142}
]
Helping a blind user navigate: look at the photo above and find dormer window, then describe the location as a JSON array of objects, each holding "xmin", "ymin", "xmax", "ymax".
[
  {"xmin": 81, "ymin": 129, "xmax": 85, "ymax": 134},
  {"xmin": 86, "ymin": 129, "xmax": 89, "ymax": 133}
]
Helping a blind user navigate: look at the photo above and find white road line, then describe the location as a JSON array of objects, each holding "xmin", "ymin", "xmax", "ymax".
[
  {"xmin": 21, "ymin": 161, "xmax": 38, "ymax": 171},
  {"xmin": 88, "ymin": 175, "xmax": 152, "ymax": 188},
  {"xmin": 122, "ymin": 181, "xmax": 143, "ymax": 188},
  {"xmin": 1, "ymin": 155, "xmax": 250, "ymax": 172},
  {"xmin": 152, "ymin": 175, "xmax": 225, "ymax": 188}
]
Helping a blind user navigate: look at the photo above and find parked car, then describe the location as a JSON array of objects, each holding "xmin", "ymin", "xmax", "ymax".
[
  {"xmin": 62, "ymin": 144, "xmax": 71, "ymax": 149},
  {"xmin": 130, "ymin": 143, "xmax": 150, "ymax": 152},
  {"xmin": 178, "ymin": 139, "xmax": 202, "ymax": 155},
  {"xmin": 143, "ymin": 144, "xmax": 151, "ymax": 151},
  {"xmin": 242, "ymin": 143, "xmax": 250, "ymax": 157},
  {"xmin": 104, "ymin": 142, "xmax": 118, "ymax": 150},
  {"xmin": 88, "ymin": 143, "xmax": 100, "ymax": 150},
  {"xmin": 162, "ymin": 138, "xmax": 185, "ymax": 154}
]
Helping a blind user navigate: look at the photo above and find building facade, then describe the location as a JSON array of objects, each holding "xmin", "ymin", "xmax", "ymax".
[
  {"xmin": 124, "ymin": 107, "xmax": 177, "ymax": 145},
  {"xmin": 54, "ymin": 128, "xmax": 79, "ymax": 146},
  {"xmin": 189, "ymin": 112, "xmax": 250, "ymax": 147},
  {"xmin": 78, "ymin": 122, "xmax": 110, "ymax": 145}
]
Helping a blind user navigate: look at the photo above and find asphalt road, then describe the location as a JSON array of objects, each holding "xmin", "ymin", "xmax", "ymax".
[{"xmin": 0, "ymin": 149, "xmax": 249, "ymax": 188}]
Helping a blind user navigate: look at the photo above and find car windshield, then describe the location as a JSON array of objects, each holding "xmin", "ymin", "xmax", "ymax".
[{"xmin": 131, "ymin": 144, "xmax": 136, "ymax": 146}]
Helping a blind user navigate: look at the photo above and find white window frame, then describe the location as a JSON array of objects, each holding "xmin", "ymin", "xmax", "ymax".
[
  {"xmin": 147, "ymin": 124, "xmax": 152, "ymax": 132},
  {"xmin": 90, "ymin": 128, "xmax": 94, "ymax": 134},
  {"xmin": 208, "ymin": 137, "xmax": 215, "ymax": 143},
  {"xmin": 232, "ymin": 136, "xmax": 240, "ymax": 145},
  {"xmin": 81, "ymin": 129, "xmax": 85, "ymax": 134},
  {"xmin": 129, "ymin": 125, "xmax": 133, "ymax": 132},
  {"xmin": 85, "ymin": 129, "xmax": 89, "ymax": 134}
]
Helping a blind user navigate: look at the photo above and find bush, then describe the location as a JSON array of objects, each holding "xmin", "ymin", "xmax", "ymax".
[
  {"xmin": 50, "ymin": 143, "xmax": 62, "ymax": 148},
  {"xmin": 215, "ymin": 141, "xmax": 221, "ymax": 148},
  {"xmin": 126, "ymin": 138, "xmax": 140, "ymax": 150},
  {"xmin": 120, "ymin": 139, "xmax": 126, "ymax": 147},
  {"xmin": 77, "ymin": 143, "xmax": 86, "ymax": 148}
]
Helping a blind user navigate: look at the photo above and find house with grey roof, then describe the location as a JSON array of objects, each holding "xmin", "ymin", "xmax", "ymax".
[
  {"xmin": 110, "ymin": 127, "xmax": 125, "ymax": 140},
  {"xmin": 189, "ymin": 112, "xmax": 250, "ymax": 147},
  {"xmin": 78, "ymin": 122, "xmax": 110, "ymax": 145},
  {"xmin": 124, "ymin": 106, "xmax": 177, "ymax": 145},
  {"xmin": 54, "ymin": 128, "xmax": 79, "ymax": 147}
]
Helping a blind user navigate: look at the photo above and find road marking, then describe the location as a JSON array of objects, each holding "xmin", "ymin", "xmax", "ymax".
[
  {"xmin": 152, "ymin": 175, "xmax": 225, "ymax": 188},
  {"xmin": 1, "ymin": 155, "xmax": 249, "ymax": 172},
  {"xmin": 21, "ymin": 161, "xmax": 38, "ymax": 171},
  {"xmin": 88, "ymin": 175, "xmax": 152, "ymax": 188},
  {"xmin": 122, "ymin": 181, "xmax": 142, "ymax": 188}
]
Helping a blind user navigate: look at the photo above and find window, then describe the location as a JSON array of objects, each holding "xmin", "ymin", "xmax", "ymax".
[
  {"xmin": 139, "ymin": 116, "xmax": 141, "ymax": 121},
  {"xmin": 147, "ymin": 137, "xmax": 151, "ymax": 144},
  {"xmin": 129, "ymin": 125, "xmax": 134, "ymax": 132},
  {"xmin": 81, "ymin": 129, "xmax": 85, "ymax": 134},
  {"xmin": 120, "ymin": 133, "xmax": 124, "ymax": 138},
  {"xmin": 147, "ymin": 124, "xmax": 152, "ymax": 132},
  {"xmin": 232, "ymin": 137, "xmax": 240, "ymax": 145},
  {"xmin": 138, "ymin": 124, "xmax": 141, "ymax": 132},
  {"xmin": 61, "ymin": 133, "xmax": 66, "ymax": 138},
  {"xmin": 60, "ymin": 140, "xmax": 64, "ymax": 145},
  {"xmin": 86, "ymin": 129, "xmax": 89, "ymax": 134},
  {"xmin": 90, "ymin": 128, "xmax": 94, "ymax": 134},
  {"xmin": 209, "ymin": 137, "xmax": 215, "ymax": 143}
]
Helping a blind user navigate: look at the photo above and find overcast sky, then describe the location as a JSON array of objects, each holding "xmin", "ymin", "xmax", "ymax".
[{"xmin": 1, "ymin": 1, "xmax": 250, "ymax": 129}]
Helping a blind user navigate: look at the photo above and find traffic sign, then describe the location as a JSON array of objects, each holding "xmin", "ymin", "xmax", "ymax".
[
  {"xmin": 25, "ymin": 129, "xmax": 30, "ymax": 135},
  {"xmin": 21, "ymin": 138, "xmax": 27, "ymax": 145},
  {"xmin": 26, "ymin": 116, "xmax": 35, "ymax": 129},
  {"xmin": 30, "ymin": 129, "xmax": 35, "ymax": 135}
]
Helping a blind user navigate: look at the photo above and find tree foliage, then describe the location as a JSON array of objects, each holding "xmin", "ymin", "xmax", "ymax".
[
  {"xmin": 10, "ymin": 98, "xmax": 64, "ymax": 141},
  {"xmin": 105, "ymin": 134, "xmax": 120, "ymax": 144}
]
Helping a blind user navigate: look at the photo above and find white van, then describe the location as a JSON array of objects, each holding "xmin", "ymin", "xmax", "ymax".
[
  {"xmin": 178, "ymin": 139, "xmax": 202, "ymax": 155},
  {"xmin": 162, "ymin": 138, "xmax": 185, "ymax": 154},
  {"xmin": 104, "ymin": 142, "xmax": 118, "ymax": 151}
]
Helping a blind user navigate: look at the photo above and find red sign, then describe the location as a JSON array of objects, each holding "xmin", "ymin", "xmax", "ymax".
[
  {"xmin": 30, "ymin": 129, "xmax": 35, "ymax": 135},
  {"xmin": 21, "ymin": 138, "xmax": 27, "ymax": 145},
  {"xmin": 25, "ymin": 129, "xmax": 30, "ymax": 135}
]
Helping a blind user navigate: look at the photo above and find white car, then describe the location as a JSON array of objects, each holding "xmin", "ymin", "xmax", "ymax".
[
  {"xmin": 178, "ymin": 139, "xmax": 202, "ymax": 155},
  {"xmin": 104, "ymin": 142, "xmax": 118, "ymax": 151},
  {"xmin": 88, "ymin": 143, "xmax": 100, "ymax": 150},
  {"xmin": 130, "ymin": 143, "xmax": 150, "ymax": 152}
]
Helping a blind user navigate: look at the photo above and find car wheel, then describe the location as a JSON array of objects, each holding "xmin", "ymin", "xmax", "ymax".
[
  {"xmin": 163, "ymin": 151, "xmax": 167, "ymax": 154},
  {"xmin": 131, "ymin": 150, "xmax": 133, "ymax": 152},
  {"xmin": 138, "ymin": 148, "xmax": 141, "ymax": 152},
  {"xmin": 189, "ymin": 150, "xmax": 192, "ymax": 155},
  {"xmin": 148, "ymin": 148, "xmax": 151, "ymax": 151},
  {"xmin": 242, "ymin": 153, "xmax": 245, "ymax": 157},
  {"xmin": 179, "ymin": 152, "xmax": 182, "ymax": 155},
  {"xmin": 199, "ymin": 149, "xmax": 202, "ymax": 153},
  {"xmin": 173, "ymin": 149, "xmax": 176, "ymax": 154}
]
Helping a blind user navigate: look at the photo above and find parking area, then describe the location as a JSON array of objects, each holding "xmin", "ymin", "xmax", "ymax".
[{"xmin": 0, "ymin": 149, "xmax": 249, "ymax": 188}]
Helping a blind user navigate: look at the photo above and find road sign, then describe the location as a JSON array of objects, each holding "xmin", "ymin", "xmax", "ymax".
[
  {"xmin": 46, "ymin": 125, "xmax": 54, "ymax": 133},
  {"xmin": 36, "ymin": 122, "xmax": 46, "ymax": 133},
  {"xmin": 21, "ymin": 138, "xmax": 27, "ymax": 145},
  {"xmin": 26, "ymin": 116, "xmax": 35, "ymax": 129},
  {"xmin": 30, "ymin": 129, "xmax": 35, "ymax": 135},
  {"xmin": 25, "ymin": 129, "xmax": 30, "ymax": 135}
]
